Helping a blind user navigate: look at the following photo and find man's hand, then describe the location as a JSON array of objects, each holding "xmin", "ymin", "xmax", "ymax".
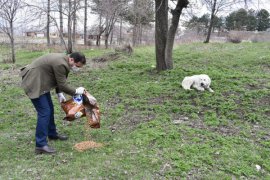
[
  {"xmin": 75, "ymin": 87, "xmax": 85, "ymax": 95},
  {"xmin": 57, "ymin": 93, "xmax": 66, "ymax": 103}
]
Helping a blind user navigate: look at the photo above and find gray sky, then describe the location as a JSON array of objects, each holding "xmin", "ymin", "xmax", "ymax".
[
  {"xmin": 14, "ymin": 0, "xmax": 270, "ymax": 34},
  {"xmin": 188, "ymin": 0, "xmax": 270, "ymax": 17}
]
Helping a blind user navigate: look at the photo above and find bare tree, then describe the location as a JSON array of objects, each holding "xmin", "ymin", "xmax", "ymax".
[
  {"xmin": 165, "ymin": 0, "xmax": 189, "ymax": 69},
  {"xmin": 91, "ymin": 0, "xmax": 129, "ymax": 48},
  {"xmin": 104, "ymin": 0, "xmax": 127, "ymax": 48},
  {"xmin": 25, "ymin": 0, "xmax": 83, "ymax": 53},
  {"xmin": 72, "ymin": 0, "xmax": 78, "ymax": 45},
  {"xmin": 104, "ymin": 8, "xmax": 117, "ymax": 48},
  {"xmin": 84, "ymin": 0, "xmax": 87, "ymax": 46},
  {"xmin": 123, "ymin": 0, "xmax": 154, "ymax": 46},
  {"xmin": 155, "ymin": 0, "xmax": 189, "ymax": 71},
  {"xmin": 155, "ymin": 0, "xmax": 168, "ymax": 71},
  {"xmin": 202, "ymin": 0, "xmax": 244, "ymax": 43},
  {"xmin": 62, "ymin": 0, "xmax": 82, "ymax": 53},
  {"xmin": 119, "ymin": 17, "xmax": 123, "ymax": 45},
  {"xmin": 67, "ymin": 0, "xmax": 73, "ymax": 53},
  {"xmin": 132, "ymin": 0, "xmax": 154, "ymax": 46},
  {"xmin": 0, "ymin": 0, "xmax": 22, "ymax": 63},
  {"xmin": 47, "ymin": 0, "xmax": 51, "ymax": 46},
  {"xmin": 24, "ymin": 1, "xmax": 64, "ymax": 46},
  {"xmin": 97, "ymin": 14, "xmax": 104, "ymax": 46},
  {"xmin": 132, "ymin": 0, "xmax": 139, "ymax": 46},
  {"xmin": 59, "ymin": 0, "xmax": 64, "ymax": 45}
]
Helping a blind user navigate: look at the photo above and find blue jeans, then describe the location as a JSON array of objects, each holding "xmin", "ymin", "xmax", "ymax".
[{"xmin": 31, "ymin": 92, "xmax": 57, "ymax": 147}]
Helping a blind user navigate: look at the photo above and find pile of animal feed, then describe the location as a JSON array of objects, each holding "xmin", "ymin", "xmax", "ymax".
[{"xmin": 74, "ymin": 141, "xmax": 103, "ymax": 152}]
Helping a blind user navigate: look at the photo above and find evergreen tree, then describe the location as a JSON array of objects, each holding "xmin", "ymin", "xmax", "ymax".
[
  {"xmin": 234, "ymin": 8, "xmax": 248, "ymax": 30},
  {"xmin": 225, "ymin": 11, "xmax": 236, "ymax": 30},
  {"xmin": 257, "ymin": 9, "xmax": 270, "ymax": 31},
  {"xmin": 225, "ymin": 9, "xmax": 249, "ymax": 30},
  {"xmin": 246, "ymin": 9, "xmax": 257, "ymax": 31}
]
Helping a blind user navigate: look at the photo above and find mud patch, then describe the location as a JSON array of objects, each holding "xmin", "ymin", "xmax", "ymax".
[
  {"xmin": 110, "ymin": 110, "xmax": 156, "ymax": 132},
  {"xmin": 172, "ymin": 114, "xmax": 240, "ymax": 136},
  {"xmin": 253, "ymin": 95, "xmax": 270, "ymax": 106}
]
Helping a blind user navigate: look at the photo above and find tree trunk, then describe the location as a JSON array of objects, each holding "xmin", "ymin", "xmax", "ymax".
[
  {"xmin": 105, "ymin": 16, "xmax": 109, "ymax": 48},
  {"xmin": 155, "ymin": 0, "xmax": 168, "ymax": 71},
  {"xmin": 67, "ymin": 0, "xmax": 72, "ymax": 53},
  {"xmin": 139, "ymin": 23, "xmax": 142, "ymax": 44},
  {"xmin": 84, "ymin": 0, "xmax": 87, "ymax": 46},
  {"xmin": 10, "ymin": 21, "xmax": 15, "ymax": 63},
  {"xmin": 59, "ymin": 0, "xmax": 64, "ymax": 45},
  {"xmin": 96, "ymin": 35, "xmax": 100, "ymax": 46},
  {"xmin": 47, "ymin": 0, "xmax": 50, "ymax": 46},
  {"xmin": 119, "ymin": 18, "xmax": 122, "ymax": 45},
  {"xmin": 165, "ymin": 0, "xmax": 189, "ymax": 69},
  {"xmin": 110, "ymin": 28, "xmax": 114, "ymax": 45},
  {"xmin": 132, "ymin": 25, "xmax": 137, "ymax": 46},
  {"xmin": 132, "ymin": 0, "xmax": 138, "ymax": 46},
  {"xmin": 97, "ymin": 14, "xmax": 102, "ymax": 46},
  {"xmin": 105, "ymin": 34, "xmax": 109, "ymax": 49},
  {"xmin": 204, "ymin": 0, "xmax": 217, "ymax": 43},
  {"xmin": 72, "ymin": 0, "xmax": 77, "ymax": 45},
  {"xmin": 11, "ymin": 38, "xmax": 15, "ymax": 63}
]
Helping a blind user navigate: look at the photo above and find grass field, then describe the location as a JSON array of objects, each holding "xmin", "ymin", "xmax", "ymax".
[{"xmin": 0, "ymin": 42, "xmax": 270, "ymax": 179}]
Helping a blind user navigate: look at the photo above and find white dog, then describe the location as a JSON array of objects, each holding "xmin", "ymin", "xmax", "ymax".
[{"xmin": 181, "ymin": 74, "xmax": 214, "ymax": 92}]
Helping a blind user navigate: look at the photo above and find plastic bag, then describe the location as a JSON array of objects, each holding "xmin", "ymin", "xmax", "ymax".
[{"xmin": 61, "ymin": 91, "xmax": 101, "ymax": 128}]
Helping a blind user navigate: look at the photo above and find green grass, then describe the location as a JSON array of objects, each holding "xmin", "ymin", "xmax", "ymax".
[{"xmin": 1, "ymin": 42, "xmax": 270, "ymax": 179}]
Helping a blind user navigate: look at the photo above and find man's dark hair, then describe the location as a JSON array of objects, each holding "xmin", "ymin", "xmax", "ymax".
[{"xmin": 70, "ymin": 52, "xmax": 86, "ymax": 65}]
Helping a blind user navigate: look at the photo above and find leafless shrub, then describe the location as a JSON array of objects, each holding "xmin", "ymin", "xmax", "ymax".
[
  {"xmin": 227, "ymin": 32, "xmax": 242, "ymax": 43},
  {"xmin": 86, "ymin": 40, "xmax": 93, "ymax": 46},
  {"xmin": 250, "ymin": 35, "xmax": 260, "ymax": 43},
  {"xmin": 227, "ymin": 31, "xmax": 270, "ymax": 43},
  {"xmin": 92, "ymin": 52, "xmax": 120, "ymax": 63},
  {"xmin": 177, "ymin": 30, "xmax": 206, "ymax": 43},
  {"xmin": 48, "ymin": 45, "xmax": 66, "ymax": 53},
  {"xmin": 115, "ymin": 44, "xmax": 133, "ymax": 56},
  {"xmin": 23, "ymin": 44, "xmax": 47, "ymax": 52},
  {"xmin": 1, "ymin": 53, "xmax": 12, "ymax": 63},
  {"xmin": 250, "ymin": 33, "xmax": 270, "ymax": 43}
]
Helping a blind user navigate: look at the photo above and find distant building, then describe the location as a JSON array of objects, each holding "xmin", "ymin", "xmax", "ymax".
[
  {"xmin": 49, "ymin": 32, "xmax": 58, "ymax": 38},
  {"xmin": 25, "ymin": 31, "xmax": 45, "ymax": 38}
]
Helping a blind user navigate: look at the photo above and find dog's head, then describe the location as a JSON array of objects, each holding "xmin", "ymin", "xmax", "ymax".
[{"xmin": 199, "ymin": 75, "xmax": 211, "ymax": 88}]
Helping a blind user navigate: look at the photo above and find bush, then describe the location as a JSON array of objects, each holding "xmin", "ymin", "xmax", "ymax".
[
  {"xmin": 227, "ymin": 34, "xmax": 242, "ymax": 43},
  {"xmin": 1, "ymin": 53, "xmax": 12, "ymax": 63}
]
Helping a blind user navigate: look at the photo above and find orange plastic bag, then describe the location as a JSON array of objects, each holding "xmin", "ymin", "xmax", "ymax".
[{"xmin": 61, "ymin": 91, "xmax": 101, "ymax": 128}]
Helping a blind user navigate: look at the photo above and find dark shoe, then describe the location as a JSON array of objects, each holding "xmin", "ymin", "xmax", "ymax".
[
  {"xmin": 48, "ymin": 134, "xmax": 68, "ymax": 141},
  {"xmin": 35, "ymin": 145, "xmax": 56, "ymax": 154}
]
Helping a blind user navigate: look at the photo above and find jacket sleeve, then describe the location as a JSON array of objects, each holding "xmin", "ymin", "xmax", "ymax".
[{"xmin": 53, "ymin": 64, "xmax": 76, "ymax": 95}]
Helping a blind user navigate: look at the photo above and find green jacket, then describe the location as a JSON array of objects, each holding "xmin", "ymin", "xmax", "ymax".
[{"xmin": 20, "ymin": 53, "xmax": 76, "ymax": 99}]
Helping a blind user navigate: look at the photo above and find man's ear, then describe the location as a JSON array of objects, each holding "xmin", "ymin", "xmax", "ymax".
[{"xmin": 68, "ymin": 58, "xmax": 74, "ymax": 65}]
